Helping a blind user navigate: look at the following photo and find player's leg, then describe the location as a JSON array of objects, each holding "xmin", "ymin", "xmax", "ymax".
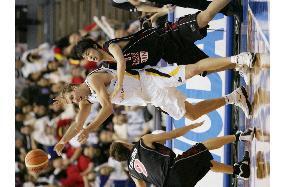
[
  {"xmin": 202, "ymin": 135, "xmax": 236, "ymax": 150},
  {"xmin": 171, "ymin": 0, "xmax": 241, "ymax": 17},
  {"xmin": 185, "ymin": 52, "xmax": 257, "ymax": 80},
  {"xmin": 184, "ymin": 98, "xmax": 225, "ymax": 121},
  {"xmin": 210, "ymin": 160, "xmax": 234, "ymax": 174},
  {"xmin": 210, "ymin": 154, "xmax": 251, "ymax": 180},
  {"xmin": 184, "ymin": 56, "xmax": 234, "ymax": 79},
  {"xmin": 183, "ymin": 86, "xmax": 252, "ymax": 120},
  {"xmin": 201, "ymin": 129, "xmax": 255, "ymax": 151},
  {"xmin": 203, "ymin": 131, "xmax": 253, "ymax": 179},
  {"xmin": 197, "ymin": 0, "xmax": 232, "ymax": 28}
]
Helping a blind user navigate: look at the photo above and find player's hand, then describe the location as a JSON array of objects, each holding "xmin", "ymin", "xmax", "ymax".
[
  {"xmin": 78, "ymin": 129, "xmax": 89, "ymax": 144},
  {"xmin": 54, "ymin": 141, "xmax": 65, "ymax": 156},
  {"xmin": 161, "ymin": 4, "xmax": 175, "ymax": 13},
  {"xmin": 193, "ymin": 121, "xmax": 205, "ymax": 128},
  {"xmin": 111, "ymin": 84, "xmax": 123, "ymax": 99}
]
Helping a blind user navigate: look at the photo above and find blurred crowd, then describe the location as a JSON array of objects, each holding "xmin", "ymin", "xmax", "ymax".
[{"xmin": 15, "ymin": 5, "xmax": 168, "ymax": 186}]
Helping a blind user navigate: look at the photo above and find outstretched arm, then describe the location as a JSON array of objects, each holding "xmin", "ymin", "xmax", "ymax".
[
  {"xmin": 108, "ymin": 43, "xmax": 126, "ymax": 99},
  {"xmin": 78, "ymin": 74, "xmax": 113, "ymax": 143},
  {"xmin": 63, "ymin": 102, "xmax": 92, "ymax": 142},
  {"xmin": 142, "ymin": 121, "xmax": 204, "ymax": 145},
  {"xmin": 128, "ymin": 0, "xmax": 168, "ymax": 13},
  {"xmin": 149, "ymin": 5, "xmax": 173, "ymax": 26},
  {"xmin": 54, "ymin": 102, "xmax": 91, "ymax": 156},
  {"xmin": 128, "ymin": 0, "xmax": 141, "ymax": 6}
]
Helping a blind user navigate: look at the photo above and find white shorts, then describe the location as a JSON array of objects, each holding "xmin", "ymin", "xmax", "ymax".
[
  {"xmin": 140, "ymin": 65, "xmax": 187, "ymax": 120},
  {"xmin": 111, "ymin": 72, "xmax": 147, "ymax": 106},
  {"xmin": 112, "ymin": 65, "xmax": 187, "ymax": 120}
]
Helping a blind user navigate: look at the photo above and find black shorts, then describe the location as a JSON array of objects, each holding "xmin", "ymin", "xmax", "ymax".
[
  {"xmin": 164, "ymin": 143, "xmax": 213, "ymax": 187},
  {"xmin": 161, "ymin": 12, "xmax": 209, "ymax": 66}
]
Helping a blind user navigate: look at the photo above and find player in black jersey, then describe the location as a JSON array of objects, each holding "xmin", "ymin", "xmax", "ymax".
[
  {"xmin": 110, "ymin": 121, "xmax": 253, "ymax": 187},
  {"xmin": 73, "ymin": 0, "xmax": 252, "ymax": 98}
]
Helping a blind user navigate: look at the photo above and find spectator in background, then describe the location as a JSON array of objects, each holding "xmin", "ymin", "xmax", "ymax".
[
  {"xmin": 95, "ymin": 156, "xmax": 133, "ymax": 187},
  {"xmin": 53, "ymin": 23, "xmax": 97, "ymax": 58},
  {"xmin": 71, "ymin": 66, "xmax": 85, "ymax": 84},
  {"xmin": 83, "ymin": 145, "xmax": 108, "ymax": 166},
  {"xmin": 16, "ymin": 59, "xmax": 29, "ymax": 97},
  {"xmin": 20, "ymin": 43, "xmax": 54, "ymax": 78},
  {"xmin": 112, "ymin": 106, "xmax": 153, "ymax": 142},
  {"xmin": 52, "ymin": 157, "xmax": 85, "ymax": 187}
]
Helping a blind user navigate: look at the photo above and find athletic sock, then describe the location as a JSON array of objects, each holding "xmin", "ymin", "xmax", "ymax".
[
  {"xmin": 230, "ymin": 55, "xmax": 238, "ymax": 64},
  {"xmin": 224, "ymin": 93, "xmax": 235, "ymax": 104}
]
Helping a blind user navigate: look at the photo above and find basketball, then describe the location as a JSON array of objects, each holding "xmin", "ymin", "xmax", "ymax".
[{"xmin": 25, "ymin": 149, "xmax": 49, "ymax": 173}]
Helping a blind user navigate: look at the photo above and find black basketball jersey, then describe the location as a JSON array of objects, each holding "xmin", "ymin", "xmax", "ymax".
[
  {"xmin": 128, "ymin": 139, "xmax": 176, "ymax": 187},
  {"xmin": 103, "ymin": 14, "xmax": 209, "ymax": 70},
  {"xmin": 103, "ymin": 28, "xmax": 164, "ymax": 70}
]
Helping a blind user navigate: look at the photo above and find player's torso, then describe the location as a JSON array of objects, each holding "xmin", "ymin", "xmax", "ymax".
[
  {"xmin": 105, "ymin": 28, "xmax": 164, "ymax": 69},
  {"xmin": 128, "ymin": 139, "xmax": 175, "ymax": 187}
]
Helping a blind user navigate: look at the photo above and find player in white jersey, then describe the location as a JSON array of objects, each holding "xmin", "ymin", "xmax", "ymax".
[{"xmin": 54, "ymin": 63, "xmax": 252, "ymax": 156}]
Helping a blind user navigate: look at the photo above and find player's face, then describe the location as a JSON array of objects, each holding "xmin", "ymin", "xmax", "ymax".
[
  {"xmin": 83, "ymin": 48, "xmax": 102, "ymax": 62},
  {"xmin": 65, "ymin": 87, "xmax": 87, "ymax": 104}
]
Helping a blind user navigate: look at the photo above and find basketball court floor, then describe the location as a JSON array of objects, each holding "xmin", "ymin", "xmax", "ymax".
[{"xmin": 237, "ymin": 0, "xmax": 270, "ymax": 186}]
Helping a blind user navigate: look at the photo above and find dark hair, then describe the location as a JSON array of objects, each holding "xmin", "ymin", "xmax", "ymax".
[
  {"xmin": 26, "ymin": 53, "xmax": 41, "ymax": 63},
  {"xmin": 54, "ymin": 35, "xmax": 70, "ymax": 49},
  {"xmin": 109, "ymin": 142, "xmax": 131, "ymax": 162},
  {"xmin": 74, "ymin": 38, "xmax": 102, "ymax": 59}
]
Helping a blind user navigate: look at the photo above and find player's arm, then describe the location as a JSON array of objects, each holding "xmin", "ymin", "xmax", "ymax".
[
  {"xmin": 129, "ymin": 0, "xmax": 167, "ymax": 13},
  {"xmin": 142, "ymin": 121, "xmax": 204, "ymax": 145},
  {"xmin": 59, "ymin": 102, "xmax": 91, "ymax": 144},
  {"xmin": 108, "ymin": 43, "xmax": 126, "ymax": 95},
  {"xmin": 83, "ymin": 74, "xmax": 113, "ymax": 132},
  {"xmin": 131, "ymin": 176, "xmax": 147, "ymax": 187},
  {"xmin": 54, "ymin": 102, "xmax": 91, "ymax": 156},
  {"xmin": 128, "ymin": 0, "xmax": 141, "ymax": 6},
  {"xmin": 149, "ymin": 5, "xmax": 172, "ymax": 25},
  {"xmin": 138, "ymin": 4, "xmax": 167, "ymax": 13}
]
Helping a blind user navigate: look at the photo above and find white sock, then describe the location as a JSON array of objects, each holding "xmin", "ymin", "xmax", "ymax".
[
  {"xmin": 224, "ymin": 93, "xmax": 235, "ymax": 104},
  {"xmin": 230, "ymin": 55, "xmax": 238, "ymax": 64}
]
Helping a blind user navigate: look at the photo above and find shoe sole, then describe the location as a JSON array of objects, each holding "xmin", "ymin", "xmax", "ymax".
[
  {"xmin": 240, "ymin": 134, "xmax": 254, "ymax": 141},
  {"xmin": 240, "ymin": 86, "xmax": 253, "ymax": 117},
  {"xmin": 240, "ymin": 128, "xmax": 255, "ymax": 141}
]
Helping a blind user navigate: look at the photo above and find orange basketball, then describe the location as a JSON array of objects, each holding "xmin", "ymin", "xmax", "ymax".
[{"xmin": 25, "ymin": 149, "xmax": 49, "ymax": 173}]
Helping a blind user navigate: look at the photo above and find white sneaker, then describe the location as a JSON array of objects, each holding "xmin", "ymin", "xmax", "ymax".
[
  {"xmin": 236, "ymin": 65, "xmax": 251, "ymax": 85},
  {"xmin": 235, "ymin": 52, "xmax": 256, "ymax": 68},
  {"xmin": 232, "ymin": 86, "xmax": 252, "ymax": 118},
  {"xmin": 239, "ymin": 128, "xmax": 255, "ymax": 141}
]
